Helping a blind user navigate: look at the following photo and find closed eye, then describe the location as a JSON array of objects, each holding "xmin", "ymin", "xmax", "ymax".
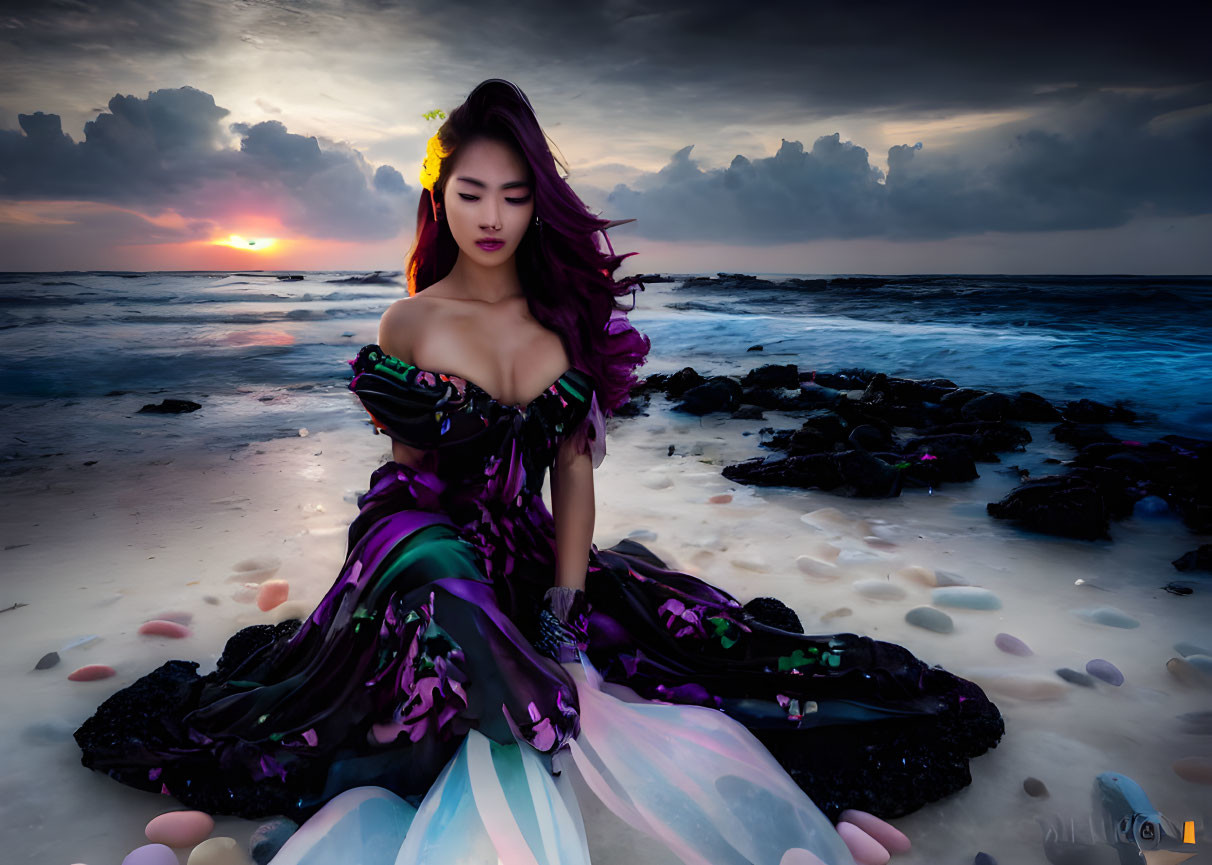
[{"xmin": 458, "ymin": 194, "xmax": 531, "ymax": 204}]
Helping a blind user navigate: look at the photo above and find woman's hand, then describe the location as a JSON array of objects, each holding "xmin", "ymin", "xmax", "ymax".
[{"xmin": 534, "ymin": 586, "xmax": 591, "ymax": 663}]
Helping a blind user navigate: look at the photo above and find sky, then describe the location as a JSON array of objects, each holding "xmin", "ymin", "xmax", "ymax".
[{"xmin": 0, "ymin": 0, "xmax": 1209, "ymax": 274}]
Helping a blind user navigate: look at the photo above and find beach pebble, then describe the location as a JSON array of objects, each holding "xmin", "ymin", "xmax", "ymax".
[
  {"xmin": 863, "ymin": 535, "xmax": 896, "ymax": 549},
  {"xmin": 821, "ymin": 607, "xmax": 852, "ymax": 622},
  {"xmin": 203, "ymin": 595, "xmax": 221, "ymax": 605},
  {"xmin": 852, "ymin": 579, "xmax": 907, "ymax": 601},
  {"xmin": 1185, "ymin": 654, "xmax": 1212, "ymax": 675},
  {"xmin": 1175, "ymin": 642, "xmax": 1212, "ymax": 658},
  {"xmin": 230, "ymin": 556, "xmax": 282, "ymax": 583},
  {"xmin": 1072, "ymin": 606, "xmax": 1140, "ymax": 629},
  {"xmin": 34, "ymin": 651, "xmax": 60, "ymax": 670},
  {"xmin": 68, "ymin": 664, "xmax": 116, "ymax": 682},
  {"xmin": 838, "ymin": 809, "xmax": 911, "ymax": 854},
  {"xmin": 796, "ymin": 555, "xmax": 840, "ymax": 581},
  {"xmin": 626, "ymin": 529, "xmax": 658, "ymax": 542},
  {"xmin": 139, "ymin": 620, "xmax": 192, "ymax": 639},
  {"xmin": 639, "ymin": 471, "xmax": 672, "ymax": 490},
  {"xmin": 1167, "ymin": 657, "xmax": 1212, "ymax": 688},
  {"xmin": 1173, "ymin": 757, "xmax": 1212, "ymax": 785},
  {"xmin": 934, "ymin": 569, "xmax": 971, "ymax": 587},
  {"xmin": 249, "ymin": 817, "xmax": 298, "ymax": 865},
  {"xmin": 122, "ymin": 844, "xmax": 178, "ymax": 865},
  {"xmin": 1057, "ymin": 668, "xmax": 1096, "ymax": 687},
  {"xmin": 895, "ymin": 565, "xmax": 937, "ymax": 587},
  {"xmin": 731, "ymin": 555, "xmax": 771, "ymax": 573},
  {"xmin": 994, "ymin": 633, "xmax": 1033, "ymax": 657},
  {"xmin": 1134, "ymin": 495, "xmax": 1170, "ymax": 517},
  {"xmin": 186, "ymin": 837, "xmax": 253, "ymax": 865},
  {"xmin": 146, "ymin": 811, "xmax": 215, "ymax": 848},
  {"xmin": 974, "ymin": 854, "xmax": 998, "ymax": 865},
  {"xmin": 256, "ymin": 580, "xmax": 290, "ymax": 611},
  {"xmin": 808, "ymin": 542, "xmax": 842, "ymax": 563},
  {"xmin": 61, "ymin": 634, "xmax": 102, "ymax": 651},
  {"xmin": 708, "ymin": 493, "xmax": 733, "ymax": 504},
  {"xmin": 1086, "ymin": 659, "xmax": 1124, "ymax": 686},
  {"xmin": 931, "ymin": 587, "xmax": 1002, "ymax": 610},
  {"xmin": 981, "ymin": 674, "xmax": 1068, "ymax": 701},
  {"xmin": 1023, "ymin": 777, "xmax": 1049, "ymax": 798},
  {"xmin": 835, "ymin": 821, "xmax": 890, "ymax": 864},
  {"xmin": 1164, "ymin": 582, "xmax": 1195, "ymax": 595},
  {"xmin": 905, "ymin": 606, "xmax": 954, "ymax": 633},
  {"xmin": 837, "ymin": 549, "xmax": 883, "ymax": 564}
]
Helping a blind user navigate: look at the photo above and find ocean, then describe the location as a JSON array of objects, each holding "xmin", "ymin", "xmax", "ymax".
[{"xmin": 2, "ymin": 271, "xmax": 1209, "ymax": 473}]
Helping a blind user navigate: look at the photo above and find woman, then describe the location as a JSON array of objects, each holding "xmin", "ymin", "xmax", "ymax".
[{"xmin": 74, "ymin": 80, "xmax": 1004, "ymax": 865}]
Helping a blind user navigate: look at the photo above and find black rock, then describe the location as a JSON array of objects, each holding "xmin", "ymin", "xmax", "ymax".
[
  {"xmin": 1164, "ymin": 582, "xmax": 1195, "ymax": 596},
  {"xmin": 1056, "ymin": 668, "xmax": 1096, "ymax": 687},
  {"xmin": 137, "ymin": 398, "xmax": 203, "ymax": 414},
  {"xmin": 1023, "ymin": 776, "xmax": 1049, "ymax": 798},
  {"xmin": 1173, "ymin": 544, "xmax": 1212, "ymax": 572},
  {"xmin": 742, "ymin": 597, "xmax": 805, "ymax": 634},
  {"xmin": 34, "ymin": 651, "xmax": 60, "ymax": 670}
]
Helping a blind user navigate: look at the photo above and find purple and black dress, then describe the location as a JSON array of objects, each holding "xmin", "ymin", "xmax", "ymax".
[{"xmin": 74, "ymin": 327, "xmax": 1004, "ymax": 864}]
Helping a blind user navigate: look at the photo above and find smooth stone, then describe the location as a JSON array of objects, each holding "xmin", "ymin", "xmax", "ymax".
[
  {"xmin": 905, "ymin": 606, "xmax": 954, "ymax": 634},
  {"xmin": 974, "ymin": 854, "xmax": 998, "ymax": 865},
  {"xmin": 863, "ymin": 535, "xmax": 896, "ymax": 549},
  {"xmin": 808, "ymin": 542, "xmax": 842, "ymax": 563},
  {"xmin": 852, "ymin": 579, "xmax": 908, "ymax": 601},
  {"xmin": 256, "ymin": 580, "xmax": 290, "ymax": 611},
  {"xmin": 146, "ymin": 811, "xmax": 215, "ymax": 848},
  {"xmin": 1023, "ymin": 777, "xmax": 1049, "ymax": 798},
  {"xmin": 186, "ymin": 837, "xmax": 253, "ymax": 865},
  {"xmin": 60, "ymin": 634, "xmax": 102, "ymax": 651},
  {"xmin": 1086, "ymin": 658, "xmax": 1125, "ymax": 686},
  {"xmin": 1134, "ymin": 495, "xmax": 1171, "ymax": 517},
  {"xmin": 122, "ymin": 844, "xmax": 177, "ymax": 865},
  {"xmin": 895, "ymin": 565, "xmax": 937, "ymax": 587},
  {"xmin": 837, "ymin": 549, "xmax": 883, "ymax": 564},
  {"xmin": 68, "ymin": 664, "xmax": 116, "ymax": 681},
  {"xmin": 249, "ymin": 817, "xmax": 299, "ymax": 865},
  {"xmin": 708, "ymin": 493, "xmax": 733, "ymax": 504},
  {"xmin": 1057, "ymin": 668, "xmax": 1096, "ymax": 687},
  {"xmin": 731, "ymin": 555, "xmax": 771, "ymax": 573},
  {"xmin": 203, "ymin": 595, "xmax": 221, "ymax": 605},
  {"xmin": 1072, "ymin": 606, "xmax": 1140, "ymax": 628},
  {"xmin": 1167, "ymin": 657, "xmax": 1212, "ymax": 688},
  {"xmin": 626, "ymin": 529, "xmax": 658, "ymax": 542},
  {"xmin": 821, "ymin": 607, "xmax": 852, "ymax": 622},
  {"xmin": 1175, "ymin": 642, "xmax": 1212, "ymax": 658},
  {"xmin": 981, "ymin": 674, "xmax": 1069, "ymax": 701},
  {"xmin": 796, "ymin": 555, "xmax": 840, "ymax": 581},
  {"xmin": 34, "ymin": 651, "xmax": 60, "ymax": 670},
  {"xmin": 231, "ymin": 556, "xmax": 282, "ymax": 582},
  {"xmin": 931, "ymin": 587, "xmax": 1002, "ymax": 610},
  {"xmin": 1185, "ymin": 654, "xmax": 1212, "ymax": 675},
  {"xmin": 838, "ymin": 809, "xmax": 911, "ymax": 854},
  {"xmin": 835, "ymin": 821, "xmax": 890, "ymax": 865},
  {"xmin": 1164, "ymin": 581, "xmax": 1195, "ymax": 595},
  {"xmin": 139, "ymin": 620, "xmax": 192, "ymax": 639},
  {"xmin": 934, "ymin": 569, "xmax": 971, "ymax": 587},
  {"xmin": 1172, "ymin": 756, "xmax": 1212, "ymax": 784},
  {"xmin": 994, "ymin": 633, "xmax": 1033, "ymax": 657}
]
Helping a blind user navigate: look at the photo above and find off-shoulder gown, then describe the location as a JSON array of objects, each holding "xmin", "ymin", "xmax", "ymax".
[{"xmin": 74, "ymin": 342, "xmax": 1005, "ymax": 865}]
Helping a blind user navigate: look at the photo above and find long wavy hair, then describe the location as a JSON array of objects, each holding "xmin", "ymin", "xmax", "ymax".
[{"xmin": 403, "ymin": 79, "xmax": 649, "ymax": 416}]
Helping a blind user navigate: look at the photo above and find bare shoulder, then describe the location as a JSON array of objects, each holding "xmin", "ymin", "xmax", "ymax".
[{"xmin": 378, "ymin": 294, "xmax": 435, "ymax": 362}]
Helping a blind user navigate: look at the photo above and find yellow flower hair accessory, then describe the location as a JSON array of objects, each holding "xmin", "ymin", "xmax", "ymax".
[{"xmin": 419, "ymin": 132, "xmax": 452, "ymax": 194}]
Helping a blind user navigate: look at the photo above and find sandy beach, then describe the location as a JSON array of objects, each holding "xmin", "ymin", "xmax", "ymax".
[{"xmin": 2, "ymin": 373, "xmax": 1210, "ymax": 864}]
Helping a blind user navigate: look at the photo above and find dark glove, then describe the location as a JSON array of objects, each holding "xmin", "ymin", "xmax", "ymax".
[{"xmin": 534, "ymin": 586, "xmax": 591, "ymax": 663}]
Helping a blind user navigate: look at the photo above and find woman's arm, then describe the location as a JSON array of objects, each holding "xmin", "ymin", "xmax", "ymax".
[
  {"xmin": 377, "ymin": 299, "xmax": 432, "ymax": 472},
  {"xmin": 550, "ymin": 437, "xmax": 595, "ymax": 592}
]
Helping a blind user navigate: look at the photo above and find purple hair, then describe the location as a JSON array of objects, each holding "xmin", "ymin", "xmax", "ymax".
[{"xmin": 403, "ymin": 79, "xmax": 650, "ymax": 416}]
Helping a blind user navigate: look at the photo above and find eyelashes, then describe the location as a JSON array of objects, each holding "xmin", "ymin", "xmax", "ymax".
[{"xmin": 457, "ymin": 193, "xmax": 532, "ymax": 204}]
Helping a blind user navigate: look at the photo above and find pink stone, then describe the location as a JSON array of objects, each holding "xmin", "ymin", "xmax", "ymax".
[
  {"xmin": 708, "ymin": 494, "xmax": 733, "ymax": 504},
  {"xmin": 779, "ymin": 850, "xmax": 827, "ymax": 865},
  {"xmin": 835, "ymin": 821, "xmax": 890, "ymax": 865},
  {"xmin": 139, "ymin": 620, "xmax": 192, "ymax": 639},
  {"xmin": 839, "ymin": 809, "xmax": 912, "ymax": 854},
  {"xmin": 257, "ymin": 580, "xmax": 290, "ymax": 611},
  {"xmin": 68, "ymin": 664, "xmax": 116, "ymax": 682},
  {"xmin": 145, "ymin": 810, "xmax": 215, "ymax": 848}
]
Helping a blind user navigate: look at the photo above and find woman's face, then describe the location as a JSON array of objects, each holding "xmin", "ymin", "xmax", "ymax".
[{"xmin": 441, "ymin": 137, "xmax": 535, "ymax": 268}]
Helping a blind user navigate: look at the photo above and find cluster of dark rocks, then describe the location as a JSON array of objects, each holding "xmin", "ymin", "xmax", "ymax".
[{"xmin": 623, "ymin": 360, "xmax": 1212, "ymax": 563}]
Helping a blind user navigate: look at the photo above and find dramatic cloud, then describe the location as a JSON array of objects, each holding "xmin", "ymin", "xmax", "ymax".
[
  {"xmin": 0, "ymin": 86, "xmax": 411, "ymax": 241},
  {"xmin": 596, "ymin": 88, "xmax": 1212, "ymax": 242}
]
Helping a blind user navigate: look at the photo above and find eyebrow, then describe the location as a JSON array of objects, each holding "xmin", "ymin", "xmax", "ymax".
[{"xmin": 454, "ymin": 176, "xmax": 531, "ymax": 190}]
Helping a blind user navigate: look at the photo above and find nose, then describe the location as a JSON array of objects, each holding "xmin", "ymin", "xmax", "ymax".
[{"xmin": 481, "ymin": 199, "xmax": 502, "ymax": 230}]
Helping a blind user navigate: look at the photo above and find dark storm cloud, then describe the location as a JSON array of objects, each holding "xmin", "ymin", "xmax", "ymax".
[
  {"xmin": 0, "ymin": 87, "xmax": 411, "ymax": 241},
  {"xmin": 597, "ymin": 87, "xmax": 1212, "ymax": 242}
]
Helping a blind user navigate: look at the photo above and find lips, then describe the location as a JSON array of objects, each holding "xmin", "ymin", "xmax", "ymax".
[{"xmin": 476, "ymin": 239, "xmax": 504, "ymax": 250}]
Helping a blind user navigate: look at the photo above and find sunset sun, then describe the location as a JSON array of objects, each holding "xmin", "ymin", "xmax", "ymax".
[{"xmin": 214, "ymin": 234, "xmax": 277, "ymax": 251}]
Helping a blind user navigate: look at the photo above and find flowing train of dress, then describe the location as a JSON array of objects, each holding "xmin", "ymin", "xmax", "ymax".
[{"xmin": 73, "ymin": 340, "xmax": 1004, "ymax": 864}]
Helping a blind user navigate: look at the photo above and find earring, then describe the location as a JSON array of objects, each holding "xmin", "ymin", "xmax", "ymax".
[{"xmin": 533, "ymin": 215, "xmax": 544, "ymax": 242}]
